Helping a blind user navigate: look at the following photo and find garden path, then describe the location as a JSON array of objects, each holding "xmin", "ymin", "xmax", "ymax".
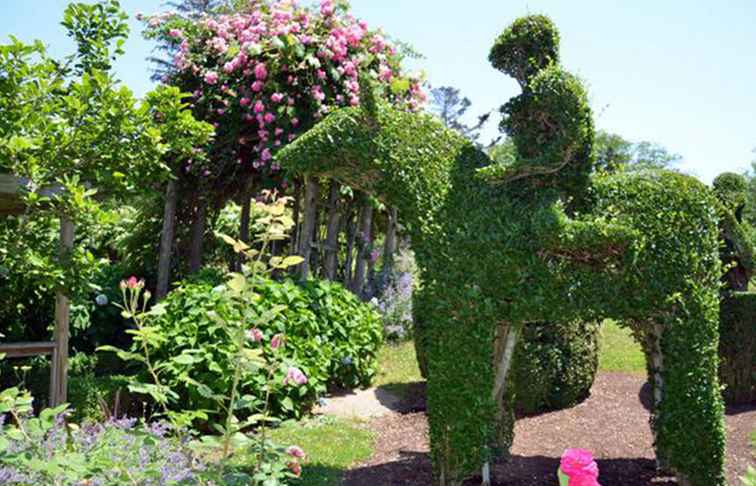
[{"xmin": 315, "ymin": 387, "xmax": 404, "ymax": 419}]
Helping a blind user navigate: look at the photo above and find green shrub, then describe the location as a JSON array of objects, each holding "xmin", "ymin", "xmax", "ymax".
[
  {"xmin": 131, "ymin": 274, "xmax": 382, "ymax": 419},
  {"xmin": 512, "ymin": 320, "xmax": 599, "ymax": 414},
  {"xmin": 719, "ymin": 292, "xmax": 756, "ymax": 404}
]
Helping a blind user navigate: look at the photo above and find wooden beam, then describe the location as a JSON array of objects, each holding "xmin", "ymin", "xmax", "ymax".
[
  {"xmin": 52, "ymin": 215, "xmax": 74, "ymax": 406},
  {"xmin": 0, "ymin": 341, "xmax": 56, "ymax": 358},
  {"xmin": 0, "ymin": 173, "xmax": 25, "ymax": 216}
]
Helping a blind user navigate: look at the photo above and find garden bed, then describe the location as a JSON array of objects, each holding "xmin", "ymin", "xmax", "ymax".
[{"xmin": 343, "ymin": 372, "xmax": 755, "ymax": 485}]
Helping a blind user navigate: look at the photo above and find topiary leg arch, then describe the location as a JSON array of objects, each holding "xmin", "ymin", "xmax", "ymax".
[{"xmin": 278, "ymin": 15, "xmax": 726, "ymax": 486}]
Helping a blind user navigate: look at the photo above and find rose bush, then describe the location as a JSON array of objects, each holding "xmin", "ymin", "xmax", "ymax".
[{"xmin": 142, "ymin": 0, "xmax": 426, "ymax": 182}]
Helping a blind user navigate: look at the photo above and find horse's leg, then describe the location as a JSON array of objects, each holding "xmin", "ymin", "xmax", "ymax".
[
  {"xmin": 642, "ymin": 293, "xmax": 726, "ymax": 486},
  {"xmin": 425, "ymin": 294, "xmax": 500, "ymax": 486}
]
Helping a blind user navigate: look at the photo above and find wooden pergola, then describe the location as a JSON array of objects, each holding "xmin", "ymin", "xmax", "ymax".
[{"xmin": 0, "ymin": 173, "xmax": 72, "ymax": 406}]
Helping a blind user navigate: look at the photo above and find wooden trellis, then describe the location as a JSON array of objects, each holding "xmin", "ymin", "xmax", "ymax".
[{"xmin": 0, "ymin": 173, "xmax": 73, "ymax": 406}]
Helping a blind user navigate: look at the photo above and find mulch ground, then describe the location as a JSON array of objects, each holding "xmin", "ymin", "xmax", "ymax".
[{"xmin": 343, "ymin": 372, "xmax": 755, "ymax": 485}]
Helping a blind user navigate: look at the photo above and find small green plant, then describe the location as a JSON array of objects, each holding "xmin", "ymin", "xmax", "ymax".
[{"xmin": 100, "ymin": 192, "xmax": 308, "ymax": 483}]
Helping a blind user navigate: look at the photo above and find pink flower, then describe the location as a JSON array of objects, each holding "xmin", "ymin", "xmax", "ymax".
[
  {"xmin": 286, "ymin": 446, "xmax": 306, "ymax": 458},
  {"xmin": 240, "ymin": 97, "xmax": 251, "ymax": 107},
  {"xmin": 254, "ymin": 100, "xmax": 265, "ymax": 114},
  {"xmin": 271, "ymin": 93, "xmax": 285, "ymax": 103},
  {"xmin": 291, "ymin": 117, "xmax": 300, "ymax": 127},
  {"xmin": 246, "ymin": 328, "xmax": 263, "ymax": 342},
  {"xmin": 379, "ymin": 65, "xmax": 393, "ymax": 81},
  {"xmin": 560, "ymin": 449, "xmax": 600, "ymax": 485},
  {"xmin": 254, "ymin": 62, "xmax": 268, "ymax": 80},
  {"xmin": 271, "ymin": 334, "xmax": 285, "ymax": 350},
  {"xmin": 283, "ymin": 367, "xmax": 307, "ymax": 386},
  {"xmin": 320, "ymin": 0, "xmax": 334, "ymax": 16},
  {"xmin": 168, "ymin": 29, "xmax": 182, "ymax": 38},
  {"xmin": 251, "ymin": 81, "xmax": 264, "ymax": 92},
  {"xmin": 204, "ymin": 71, "xmax": 219, "ymax": 85},
  {"xmin": 288, "ymin": 462, "xmax": 302, "ymax": 477},
  {"xmin": 264, "ymin": 112, "xmax": 275, "ymax": 123},
  {"xmin": 123, "ymin": 276, "xmax": 144, "ymax": 290},
  {"xmin": 261, "ymin": 148, "xmax": 272, "ymax": 161}
]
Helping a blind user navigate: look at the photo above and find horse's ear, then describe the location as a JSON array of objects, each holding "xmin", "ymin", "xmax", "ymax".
[{"xmin": 489, "ymin": 15, "xmax": 560, "ymax": 86}]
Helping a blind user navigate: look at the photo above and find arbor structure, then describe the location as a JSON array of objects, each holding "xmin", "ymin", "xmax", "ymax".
[{"xmin": 279, "ymin": 15, "xmax": 726, "ymax": 486}]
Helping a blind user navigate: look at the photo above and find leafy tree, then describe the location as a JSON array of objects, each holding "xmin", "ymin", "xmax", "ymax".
[
  {"xmin": 428, "ymin": 86, "xmax": 495, "ymax": 145},
  {"xmin": 593, "ymin": 130, "xmax": 680, "ymax": 172}
]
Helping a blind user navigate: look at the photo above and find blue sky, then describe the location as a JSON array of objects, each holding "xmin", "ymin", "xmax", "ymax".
[{"xmin": 2, "ymin": 0, "xmax": 755, "ymax": 183}]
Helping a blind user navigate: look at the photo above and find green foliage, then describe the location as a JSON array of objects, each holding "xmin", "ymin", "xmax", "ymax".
[
  {"xmin": 135, "ymin": 273, "xmax": 382, "ymax": 420},
  {"xmin": 61, "ymin": 0, "xmax": 129, "ymax": 73},
  {"xmin": 593, "ymin": 130, "xmax": 681, "ymax": 173},
  {"xmin": 279, "ymin": 14, "xmax": 726, "ymax": 486},
  {"xmin": 719, "ymin": 292, "xmax": 756, "ymax": 404},
  {"xmin": 714, "ymin": 172, "xmax": 748, "ymax": 214},
  {"xmin": 512, "ymin": 320, "xmax": 599, "ymax": 414},
  {"xmin": 489, "ymin": 15, "xmax": 560, "ymax": 86}
]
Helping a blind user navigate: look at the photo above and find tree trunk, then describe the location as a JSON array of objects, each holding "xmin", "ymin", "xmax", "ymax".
[
  {"xmin": 492, "ymin": 321, "xmax": 521, "ymax": 454},
  {"xmin": 156, "ymin": 179, "xmax": 177, "ymax": 300},
  {"xmin": 297, "ymin": 176, "xmax": 320, "ymax": 279},
  {"xmin": 323, "ymin": 182, "xmax": 342, "ymax": 281},
  {"xmin": 188, "ymin": 197, "xmax": 207, "ymax": 273},
  {"xmin": 350, "ymin": 199, "xmax": 373, "ymax": 296}
]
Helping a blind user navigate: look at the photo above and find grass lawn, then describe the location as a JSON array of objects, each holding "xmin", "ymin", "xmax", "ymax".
[
  {"xmin": 598, "ymin": 320, "xmax": 646, "ymax": 373},
  {"xmin": 268, "ymin": 416, "xmax": 374, "ymax": 486},
  {"xmin": 374, "ymin": 340, "xmax": 423, "ymax": 397}
]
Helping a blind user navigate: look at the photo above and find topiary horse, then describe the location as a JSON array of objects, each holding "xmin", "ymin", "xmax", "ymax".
[{"xmin": 278, "ymin": 15, "xmax": 726, "ymax": 486}]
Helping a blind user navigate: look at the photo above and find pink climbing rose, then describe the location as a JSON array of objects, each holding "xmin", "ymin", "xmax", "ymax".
[
  {"xmin": 203, "ymin": 71, "xmax": 219, "ymax": 85},
  {"xmin": 559, "ymin": 449, "xmax": 601, "ymax": 486}
]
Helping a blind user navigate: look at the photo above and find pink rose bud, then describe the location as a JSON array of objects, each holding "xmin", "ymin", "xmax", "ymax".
[
  {"xmin": 286, "ymin": 445, "xmax": 306, "ymax": 458},
  {"xmin": 246, "ymin": 328, "xmax": 264, "ymax": 342},
  {"xmin": 271, "ymin": 334, "xmax": 285, "ymax": 350}
]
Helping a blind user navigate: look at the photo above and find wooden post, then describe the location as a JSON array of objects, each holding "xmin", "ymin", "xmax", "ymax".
[
  {"xmin": 156, "ymin": 180, "xmax": 177, "ymax": 300},
  {"xmin": 52, "ymin": 216, "xmax": 74, "ymax": 406},
  {"xmin": 297, "ymin": 176, "xmax": 320, "ymax": 279},
  {"xmin": 323, "ymin": 182, "xmax": 342, "ymax": 280},
  {"xmin": 351, "ymin": 199, "xmax": 373, "ymax": 296}
]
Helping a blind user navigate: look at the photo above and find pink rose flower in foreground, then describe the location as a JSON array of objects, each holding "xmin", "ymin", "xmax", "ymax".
[
  {"xmin": 560, "ymin": 449, "xmax": 601, "ymax": 486},
  {"xmin": 283, "ymin": 367, "xmax": 308, "ymax": 386}
]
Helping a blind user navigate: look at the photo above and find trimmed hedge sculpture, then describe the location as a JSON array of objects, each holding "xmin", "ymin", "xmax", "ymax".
[
  {"xmin": 278, "ymin": 15, "xmax": 726, "ymax": 486},
  {"xmin": 713, "ymin": 172, "xmax": 756, "ymax": 404},
  {"xmin": 512, "ymin": 320, "xmax": 599, "ymax": 414}
]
